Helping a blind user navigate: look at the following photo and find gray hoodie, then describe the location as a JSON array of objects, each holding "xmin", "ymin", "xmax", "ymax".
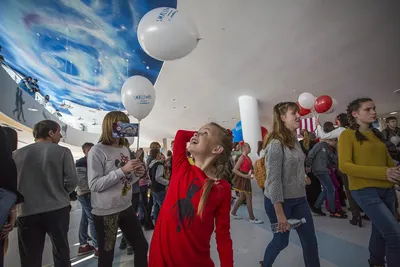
[
  {"xmin": 305, "ymin": 142, "xmax": 337, "ymax": 175},
  {"xmin": 87, "ymin": 143, "xmax": 139, "ymax": 216}
]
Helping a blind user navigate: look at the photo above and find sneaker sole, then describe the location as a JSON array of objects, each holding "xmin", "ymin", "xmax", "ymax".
[{"xmin": 77, "ymin": 251, "xmax": 95, "ymax": 256}]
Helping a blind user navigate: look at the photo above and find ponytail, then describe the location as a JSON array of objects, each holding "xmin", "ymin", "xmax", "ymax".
[{"xmin": 197, "ymin": 159, "xmax": 232, "ymax": 217}]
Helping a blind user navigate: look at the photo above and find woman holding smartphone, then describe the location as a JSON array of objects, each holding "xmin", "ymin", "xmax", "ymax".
[
  {"xmin": 339, "ymin": 98, "xmax": 400, "ymax": 267},
  {"xmin": 88, "ymin": 111, "xmax": 148, "ymax": 267},
  {"xmin": 262, "ymin": 102, "xmax": 320, "ymax": 267}
]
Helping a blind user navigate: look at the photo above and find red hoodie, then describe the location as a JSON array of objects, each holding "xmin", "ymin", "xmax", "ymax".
[{"xmin": 149, "ymin": 130, "xmax": 233, "ymax": 267}]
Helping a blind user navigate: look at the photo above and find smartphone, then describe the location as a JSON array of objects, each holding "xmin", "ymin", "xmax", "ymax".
[{"xmin": 112, "ymin": 122, "xmax": 139, "ymax": 138}]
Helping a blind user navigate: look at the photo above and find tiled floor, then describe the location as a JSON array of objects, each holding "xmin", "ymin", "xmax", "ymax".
[{"xmin": 5, "ymin": 181, "xmax": 376, "ymax": 267}]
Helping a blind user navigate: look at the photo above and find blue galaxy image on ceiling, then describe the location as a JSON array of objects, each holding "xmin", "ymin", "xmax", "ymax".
[{"xmin": 0, "ymin": 0, "xmax": 177, "ymax": 110}]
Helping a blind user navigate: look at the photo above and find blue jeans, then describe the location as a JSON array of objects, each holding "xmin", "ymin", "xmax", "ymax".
[
  {"xmin": 352, "ymin": 188, "xmax": 400, "ymax": 267},
  {"xmin": 314, "ymin": 173, "xmax": 336, "ymax": 212},
  {"xmin": 263, "ymin": 197, "xmax": 320, "ymax": 267},
  {"xmin": 152, "ymin": 190, "xmax": 166, "ymax": 224},
  {"xmin": 78, "ymin": 194, "xmax": 97, "ymax": 248},
  {"xmin": 0, "ymin": 188, "xmax": 16, "ymax": 230}
]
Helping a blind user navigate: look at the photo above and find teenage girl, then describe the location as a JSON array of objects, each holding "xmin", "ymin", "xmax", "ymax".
[
  {"xmin": 231, "ymin": 142, "xmax": 263, "ymax": 224},
  {"xmin": 149, "ymin": 123, "xmax": 234, "ymax": 267},
  {"xmin": 262, "ymin": 102, "xmax": 320, "ymax": 267},
  {"xmin": 87, "ymin": 111, "xmax": 148, "ymax": 267},
  {"xmin": 338, "ymin": 98, "xmax": 400, "ymax": 267}
]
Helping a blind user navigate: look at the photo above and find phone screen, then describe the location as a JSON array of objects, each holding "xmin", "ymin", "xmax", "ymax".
[{"xmin": 112, "ymin": 122, "xmax": 139, "ymax": 138}]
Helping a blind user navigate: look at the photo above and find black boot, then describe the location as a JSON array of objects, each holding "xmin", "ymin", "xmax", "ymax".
[
  {"xmin": 349, "ymin": 215, "xmax": 362, "ymax": 227},
  {"xmin": 368, "ymin": 259, "xmax": 385, "ymax": 267}
]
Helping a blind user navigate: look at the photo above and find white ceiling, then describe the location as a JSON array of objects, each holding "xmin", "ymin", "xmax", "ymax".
[{"xmin": 136, "ymin": 0, "xmax": 400, "ymax": 142}]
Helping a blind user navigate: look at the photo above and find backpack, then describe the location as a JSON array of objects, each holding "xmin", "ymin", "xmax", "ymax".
[
  {"xmin": 253, "ymin": 143, "xmax": 283, "ymax": 189},
  {"xmin": 254, "ymin": 156, "xmax": 267, "ymax": 189}
]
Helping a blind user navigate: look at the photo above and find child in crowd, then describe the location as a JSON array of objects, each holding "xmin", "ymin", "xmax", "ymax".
[{"xmin": 149, "ymin": 123, "xmax": 234, "ymax": 267}]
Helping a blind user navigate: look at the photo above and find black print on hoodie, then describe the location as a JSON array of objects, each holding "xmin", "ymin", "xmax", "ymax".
[
  {"xmin": 170, "ymin": 178, "xmax": 202, "ymax": 232},
  {"xmin": 115, "ymin": 153, "xmax": 132, "ymax": 196}
]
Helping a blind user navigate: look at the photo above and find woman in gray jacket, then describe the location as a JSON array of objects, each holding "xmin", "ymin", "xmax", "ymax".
[{"xmin": 261, "ymin": 102, "xmax": 320, "ymax": 267}]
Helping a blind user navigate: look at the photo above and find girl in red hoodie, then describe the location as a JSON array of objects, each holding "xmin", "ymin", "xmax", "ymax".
[{"xmin": 149, "ymin": 122, "xmax": 234, "ymax": 267}]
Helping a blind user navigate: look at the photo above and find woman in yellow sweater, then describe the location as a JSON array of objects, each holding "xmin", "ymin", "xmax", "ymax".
[{"xmin": 338, "ymin": 98, "xmax": 400, "ymax": 267}]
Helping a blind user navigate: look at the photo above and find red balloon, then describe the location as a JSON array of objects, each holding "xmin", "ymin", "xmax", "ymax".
[
  {"xmin": 314, "ymin": 95, "xmax": 333, "ymax": 113},
  {"xmin": 261, "ymin": 126, "xmax": 268, "ymax": 139},
  {"xmin": 297, "ymin": 102, "xmax": 311, "ymax": 116}
]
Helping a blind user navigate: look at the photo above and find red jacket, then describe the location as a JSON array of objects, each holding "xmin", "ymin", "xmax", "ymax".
[{"xmin": 149, "ymin": 130, "xmax": 233, "ymax": 267}]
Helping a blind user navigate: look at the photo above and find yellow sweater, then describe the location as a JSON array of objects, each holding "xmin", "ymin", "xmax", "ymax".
[{"xmin": 338, "ymin": 129, "xmax": 395, "ymax": 190}]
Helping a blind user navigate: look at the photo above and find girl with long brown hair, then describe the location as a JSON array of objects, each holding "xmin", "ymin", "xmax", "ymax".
[
  {"xmin": 299, "ymin": 129, "xmax": 321, "ymax": 208},
  {"xmin": 261, "ymin": 102, "xmax": 320, "ymax": 267},
  {"xmin": 338, "ymin": 98, "xmax": 400, "ymax": 267},
  {"xmin": 149, "ymin": 123, "xmax": 234, "ymax": 267}
]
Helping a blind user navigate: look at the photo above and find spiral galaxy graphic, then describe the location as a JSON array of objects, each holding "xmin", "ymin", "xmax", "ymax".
[{"xmin": 0, "ymin": 0, "xmax": 177, "ymax": 110}]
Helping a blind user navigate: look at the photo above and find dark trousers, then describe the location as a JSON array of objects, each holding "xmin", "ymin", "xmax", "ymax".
[
  {"xmin": 138, "ymin": 186, "xmax": 154, "ymax": 228},
  {"xmin": 263, "ymin": 197, "xmax": 320, "ymax": 267},
  {"xmin": 305, "ymin": 172, "xmax": 321, "ymax": 207},
  {"xmin": 342, "ymin": 174, "xmax": 361, "ymax": 217},
  {"xmin": 352, "ymin": 188, "xmax": 400, "ymax": 267},
  {"xmin": 0, "ymin": 239, "xmax": 4, "ymax": 267},
  {"xmin": 147, "ymin": 191, "xmax": 154, "ymax": 221},
  {"xmin": 94, "ymin": 206, "xmax": 148, "ymax": 267},
  {"xmin": 17, "ymin": 206, "xmax": 70, "ymax": 267},
  {"xmin": 121, "ymin": 193, "xmax": 140, "ymax": 247}
]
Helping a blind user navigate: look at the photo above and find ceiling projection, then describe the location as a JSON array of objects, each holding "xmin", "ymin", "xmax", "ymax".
[{"xmin": 0, "ymin": 0, "xmax": 177, "ymax": 111}]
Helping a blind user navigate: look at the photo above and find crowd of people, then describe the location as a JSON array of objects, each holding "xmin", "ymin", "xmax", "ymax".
[{"xmin": 0, "ymin": 97, "xmax": 399, "ymax": 267}]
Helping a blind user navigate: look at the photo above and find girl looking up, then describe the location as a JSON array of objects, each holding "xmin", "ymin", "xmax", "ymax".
[{"xmin": 149, "ymin": 123, "xmax": 234, "ymax": 267}]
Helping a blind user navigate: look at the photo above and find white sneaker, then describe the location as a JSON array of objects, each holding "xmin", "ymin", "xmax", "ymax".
[
  {"xmin": 249, "ymin": 218, "xmax": 264, "ymax": 224},
  {"xmin": 230, "ymin": 213, "xmax": 242, "ymax": 220}
]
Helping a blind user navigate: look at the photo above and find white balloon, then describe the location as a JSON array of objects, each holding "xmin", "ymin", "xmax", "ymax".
[
  {"xmin": 138, "ymin": 7, "xmax": 200, "ymax": 61},
  {"xmin": 325, "ymin": 98, "xmax": 338, "ymax": 114},
  {"xmin": 298, "ymin": 92, "xmax": 316, "ymax": 110},
  {"xmin": 126, "ymin": 137, "xmax": 135, "ymax": 146},
  {"xmin": 121, "ymin": 76, "xmax": 156, "ymax": 121}
]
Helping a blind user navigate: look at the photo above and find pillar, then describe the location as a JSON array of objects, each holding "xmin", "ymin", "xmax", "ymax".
[
  {"xmin": 162, "ymin": 138, "xmax": 168, "ymax": 153},
  {"xmin": 238, "ymin": 95, "xmax": 261, "ymax": 163}
]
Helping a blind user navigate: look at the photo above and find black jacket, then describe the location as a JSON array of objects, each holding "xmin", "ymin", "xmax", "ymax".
[{"xmin": 0, "ymin": 126, "xmax": 23, "ymax": 203}]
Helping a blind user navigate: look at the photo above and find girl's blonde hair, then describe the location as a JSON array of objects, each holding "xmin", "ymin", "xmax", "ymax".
[
  {"xmin": 99, "ymin": 111, "xmax": 130, "ymax": 146},
  {"xmin": 197, "ymin": 122, "xmax": 233, "ymax": 217},
  {"xmin": 264, "ymin": 102, "xmax": 300, "ymax": 149}
]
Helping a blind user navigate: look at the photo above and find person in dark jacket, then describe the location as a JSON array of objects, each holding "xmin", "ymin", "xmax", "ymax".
[
  {"xmin": 300, "ymin": 129, "xmax": 321, "ymax": 207},
  {"xmin": 0, "ymin": 126, "xmax": 23, "ymax": 267},
  {"xmin": 306, "ymin": 137, "xmax": 347, "ymax": 219},
  {"xmin": 382, "ymin": 116, "xmax": 400, "ymax": 161},
  {"xmin": 76, "ymin": 142, "xmax": 97, "ymax": 256},
  {"xmin": 148, "ymin": 148, "xmax": 169, "ymax": 224}
]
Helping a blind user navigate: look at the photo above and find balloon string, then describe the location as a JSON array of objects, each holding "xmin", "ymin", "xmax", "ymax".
[
  {"xmin": 137, "ymin": 120, "xmax": 141, "ymax": 151},
  {"xmin": 311, "ymin": 108, "xmax": 319, "ymax": 119}
]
